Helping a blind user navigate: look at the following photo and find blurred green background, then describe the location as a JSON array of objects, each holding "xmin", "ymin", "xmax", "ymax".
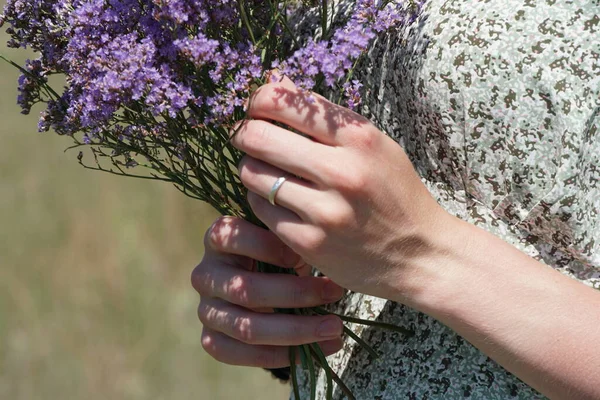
[{"xmin": 0, "ymin": 7, "xmax": 290, "ymax": 400}]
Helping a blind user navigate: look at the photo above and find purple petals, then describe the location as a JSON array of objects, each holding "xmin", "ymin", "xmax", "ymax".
[
  {"xmin": 2, "ymin": 0, "xmax": 419, "ymax": 135},
  {"xmin": 276, "ymin": 0, "xmax": 407, "ymax": 107}
]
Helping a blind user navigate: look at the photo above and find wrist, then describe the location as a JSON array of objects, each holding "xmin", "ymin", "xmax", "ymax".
[
  {"xmin": 403, "ymin": 210, "xmax": 568, "ymax": 322},
  {"xmin": 386, "ymin": 208, "xmax": 472, "ymax": 312},
  {"xmin": 390, "ymin": 209, "xmax": 600, "ymax": 400}
]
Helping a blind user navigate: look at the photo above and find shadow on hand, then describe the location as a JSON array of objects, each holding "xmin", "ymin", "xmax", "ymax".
[{"xmin": 267, "ymin": 84, "xmax": 371, "ymax": 142}]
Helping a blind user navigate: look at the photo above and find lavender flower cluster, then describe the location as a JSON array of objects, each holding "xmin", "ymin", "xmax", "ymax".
[
  {"xmin": 1, "ymin": 1, "xmax": 423, "ymax": 394},
  {"xmin": 2, "ymin": 0, "xmax": 420, "ymax": 139},
  {"xmin": 277, "ymin": 0, "xmax": 416, "ymax": 99}
]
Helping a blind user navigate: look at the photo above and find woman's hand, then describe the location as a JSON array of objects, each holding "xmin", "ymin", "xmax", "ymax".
[
  {"xmin": 191, "ymin": 216, "xmax": 345, "ymax": 369},
  {"xmin": 229, "ymin": 77, "xmax": 600, "ymax": 399},
  {"xmin": 230, "ymin": 77, "xmax": 453, "ymax": 306}
]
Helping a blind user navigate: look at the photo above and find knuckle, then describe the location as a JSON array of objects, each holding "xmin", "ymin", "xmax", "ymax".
[
  {"xmin": 237, "ymin": 155, "xmax": 252, "ymax": 183},
  {"xmin": 347, "ymin": 124, "xmax": 381, "ymax": 151},
  {"xmin": 250, "ymin": 83, "xmax": 285, "ymax": 115},
  {"xmin": 360, "ymin": 126, "xmax": 381, "ymax": 149},
  {"xmin": 206, "ymin": 216, "xmax": 238, "ymax": 252},
  {"xmin": 298, "ymin": 229, "xmax": 327, "ymax": 255},
  {"xmin": 190, "ymin": 262, "xmax": 209, "ymax": 295},
  {"xmin": 320, "ymin": 161, "xmax": 369, "ymax": 195},
  {"xmin": 196, "ymin": 301, "xmax": 210, "ymax": 325},
  {"xmin": 201, "ymin": 330, "xmax": 222, "ymax": 361},
  {"xmin": 319, "ymin": 160, "xmax": 345, "ymax": 186},
  {"xmin": 239, "ymin": 120, "xmax": 270, "ymax": 152},
  {"xmin": 226, "ymin": 273, "xmax": 259, "ymax": 307},
  {"xmin": 232, "ymin": 316, "xmax": 256, "ymax": 344},
  {"xmin": 314, "ymin": 205, "xmax": 355, "ymax": 231},
  {"xmin": 237, "ymin": 155, "xmax": 249, "ymax": 175},
  {"xmin": 237, "ymin": 156, "xmax": 261, "ymax": 190},
  {"xmin": 336, "ymin": 166, "xmax": 369, "ymax": 194}
]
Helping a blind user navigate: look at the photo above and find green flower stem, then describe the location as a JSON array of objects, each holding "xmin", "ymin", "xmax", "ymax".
[
  {"xmin": 321, "ymin": 0, "xmax": 328, "ymax": 37},
  {"xmin": 277, "ymin": 10, "xmax": 301, "ymax": 49},
  {"xmin": 0, "ymin": 55, "xmax": 62, "ymax": 101},
  {"xmin": 309, "ymin": 343, "xmax": 333, "ymax": 400},
  {"xmin": 290, "ymin": 347, "xmax": 301, "ymax": 400},
  {"xmin": 299, "ymin": 342, "xmax": 310, "ymax": 370},
  {"xmin": 301, "ymin": 344, "xmax": 317, "ymax": 400},
  {"xmin": 308, "ymin": 345, "xmax": 357, "ymax": 400},
  {"xmin": 313, "ymin": 306, "xmax": 414, "ymax": 337},
  {"xmin": 238, "ymin": 0, "xmax": 257, "ymax": 45},
  {"xmin": 343, "ymin": 326, "xmax": 379, "ymax": 359}
]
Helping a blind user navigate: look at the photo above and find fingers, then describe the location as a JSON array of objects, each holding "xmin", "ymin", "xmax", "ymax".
[
  {"xmin": 246, "ymin": 191, "xmax": 328, "ymax": 255},
  {"xmin": 231, "ymin": 119, "xmax": 335, "ymax": 185},
  {"xmin": 195, "ymin": 216, "xmax": 344, "ymax": 307},
  {"xmin": 238, "ymin": 156, "xmax": 329, "ymax": 221},
  {"xmin": 192, "ymin": 260, "xmax": 344, "ymax": 308},
  {"xmin": 247, "ymin": 80, "xmax": 373, "ymax": 147},
  {"xmin": 196, "ymin": 215, "xmax": 347, "ymax": 370},
  {"xmin": 204, "ymin": 216, "xmax": 306, "ymax": 270},
  {"xmin": 198, "ymin": 297, "xmax": 344, "ymax": 346},
  {"xmin": 201, "ymin": 327, "xmax": 344, "ymax": 368}
]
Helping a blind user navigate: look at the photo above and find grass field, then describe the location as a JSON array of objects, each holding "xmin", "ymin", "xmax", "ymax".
[{"xmin": 0, "ymin": 10, "xmax": 290, "ymax": 400}]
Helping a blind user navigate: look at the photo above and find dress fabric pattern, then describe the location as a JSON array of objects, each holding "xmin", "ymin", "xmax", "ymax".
[{"xmin": 292, "ymin": 0, "xmax": 600, "ymax": 398}]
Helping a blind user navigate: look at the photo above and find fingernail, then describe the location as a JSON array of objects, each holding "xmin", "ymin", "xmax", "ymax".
[
  {"xmin": 322, "ymin": 280, "xmax": 344, "ymax": 302},
  {"xmin": 317, "ymin": 318, "xmax": 343, "ymax": 338}
]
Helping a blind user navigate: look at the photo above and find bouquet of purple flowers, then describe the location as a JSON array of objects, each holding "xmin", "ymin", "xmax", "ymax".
[{"xmin": 1, "ymin": 0, "xmax": 421, "ymax": 398}]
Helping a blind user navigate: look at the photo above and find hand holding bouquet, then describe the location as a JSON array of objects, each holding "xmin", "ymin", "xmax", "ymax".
[{"xmin": 1, "ymin": 0, "xmax": 425, "ymax": 398}]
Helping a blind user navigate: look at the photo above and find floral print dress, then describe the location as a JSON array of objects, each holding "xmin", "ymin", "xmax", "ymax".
[{"xmin": 293, "ymin": 0, "xmax": 600, "ymax": 398}]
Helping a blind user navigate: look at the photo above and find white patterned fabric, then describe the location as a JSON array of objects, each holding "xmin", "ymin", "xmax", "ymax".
[{"xmin": 292, "ymin": 0, "xmax": 600, "ymax": 398}]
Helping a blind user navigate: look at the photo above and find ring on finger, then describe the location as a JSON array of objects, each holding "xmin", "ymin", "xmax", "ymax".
[{"xmin": 268, "ymin": 176, "xmax": 287, "ymax": 206}]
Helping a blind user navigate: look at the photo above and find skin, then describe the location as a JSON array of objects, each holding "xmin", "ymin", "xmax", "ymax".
[{"xmin": 190, "ymin": 77, "xmax": 600, "ymax": 399}]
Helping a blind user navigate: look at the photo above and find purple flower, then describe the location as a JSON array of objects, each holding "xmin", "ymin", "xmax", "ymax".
[
  {"xmin": 276, "ymin": 0, "xmax": 408, "ymax": 107},
  {"xmin": 343, "ymin": 80, "xmax": 364, "ymax": 110},
  {"xmin": 1, "ymin": 5, "xmax": 423, "ymax": 392},
  {"xmin": 2, "ymin": 0, "xmax": 420, "ymax": 136}
]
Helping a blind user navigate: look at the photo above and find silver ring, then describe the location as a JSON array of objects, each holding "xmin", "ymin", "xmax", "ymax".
[{"xmin": 268, "ymin": 176, "xmax": 287, "ymax": 206}]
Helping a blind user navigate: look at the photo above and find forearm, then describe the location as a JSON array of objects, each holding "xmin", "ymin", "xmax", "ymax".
[{"xmin": 404, "ymin": 214, "xmax": 600, "ymax": 400}]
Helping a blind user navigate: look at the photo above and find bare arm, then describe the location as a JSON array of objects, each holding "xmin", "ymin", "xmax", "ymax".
[
  {"xmin": 221, "ymin": 76, "xmax": 600, "ymax": 398},
  {"xmin": 403, "ymin": 214, "xmax": 600, "ymax": 400}
]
